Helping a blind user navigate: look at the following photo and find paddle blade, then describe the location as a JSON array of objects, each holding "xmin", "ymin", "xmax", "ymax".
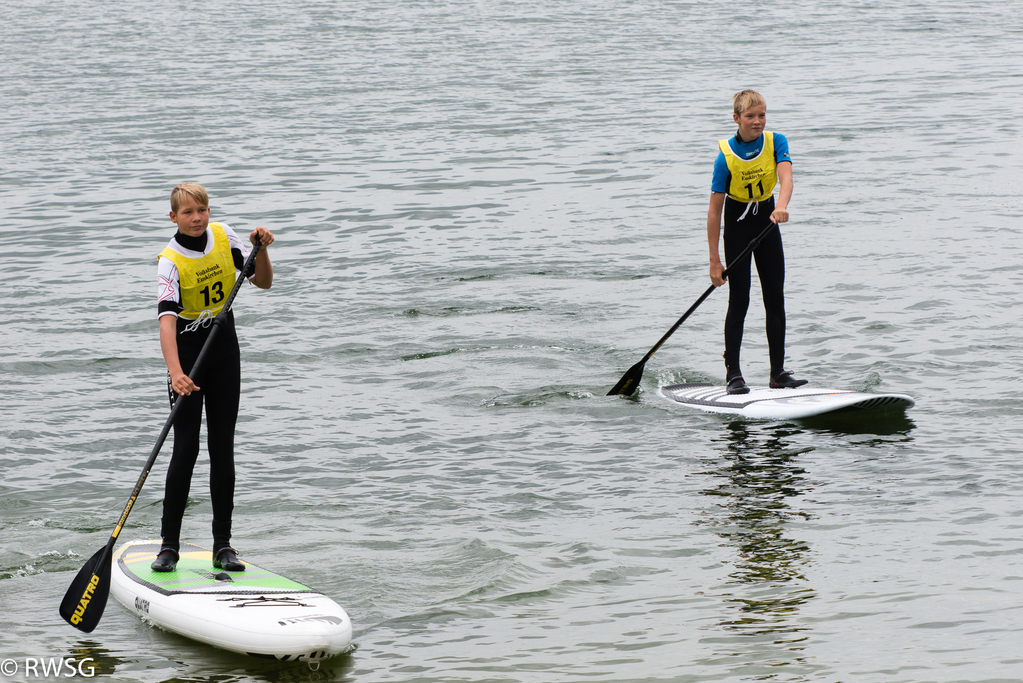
[
  {"xmin": 607, "ymin": 360, "xmax": 646, "ymax": 396},
  {"xmin": 59, "ymin": 546, "xmax": 112, "ymax": 633}
]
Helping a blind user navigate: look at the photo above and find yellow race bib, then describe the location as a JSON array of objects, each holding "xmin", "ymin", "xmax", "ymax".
[
  {"xmin": 719, "ymin": 131, "xmax": 778, "ymax": 203},
  {"xmin": 158, "ymin": 223, "xmax": 237, "ymax": 320}
]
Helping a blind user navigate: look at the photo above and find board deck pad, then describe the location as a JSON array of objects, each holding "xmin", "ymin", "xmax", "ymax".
[
  {"xmin": 660, "ymin": 383, "xmax": 914, "ymax": 420},
  {"xmin": 111, "ymin": 539, "xmax": 352, "ymax": 660},
  {"xmin": 117, "ymin": 541, "xmax": 311, "ymax": 596}
]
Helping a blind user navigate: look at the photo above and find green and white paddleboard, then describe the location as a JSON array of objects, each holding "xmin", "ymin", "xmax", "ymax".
[{"xmin": 110, "ymin": 539, "xmax": 352, "ymax": 661}]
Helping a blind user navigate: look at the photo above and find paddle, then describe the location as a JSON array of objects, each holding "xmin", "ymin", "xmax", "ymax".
[
  {"xmin": 59, "ymin": 239, "xmax": 262, "ymax": 633},
  {"xmin": 607, "ymin": 221, "xmax": 777, "ymax": 396}
]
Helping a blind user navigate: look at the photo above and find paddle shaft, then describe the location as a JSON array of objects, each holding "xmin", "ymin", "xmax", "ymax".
[
  {"xmin": 60, "ymin": 239, "xmax": 261, "ymax": 631},
  {"xmin": 607, "ymin": 221, "xmax": 777, "ymax": 396}
]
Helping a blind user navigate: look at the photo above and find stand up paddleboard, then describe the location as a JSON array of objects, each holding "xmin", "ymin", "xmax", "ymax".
[
  {"xmin": 660, "ymin": 383, "xmax": 914, "ymax": 420},
  {"xmin": 111, "ymin": 539, "xmax": 352, "ymax": 661}
]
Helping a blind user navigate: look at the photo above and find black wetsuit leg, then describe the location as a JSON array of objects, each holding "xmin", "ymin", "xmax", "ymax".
[
  {"xmin": 160, "ymin": 313, "xmax": 240, "ymax": 553},
  {"xmin": 722, "ymin": 196, "xmax": 786, "ymax": 378}
]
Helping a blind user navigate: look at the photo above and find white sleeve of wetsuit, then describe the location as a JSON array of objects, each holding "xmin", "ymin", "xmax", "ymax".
[{"xmin": 157, "ymin": 256, "xmax": 181, "ymax": 319}]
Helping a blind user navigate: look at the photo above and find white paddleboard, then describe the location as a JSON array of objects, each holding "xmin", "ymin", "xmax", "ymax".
[
  {"xmin": 111, "ymin": 539, "xmax": 352, "ymax": 661},
  {"xmin": 659, "ymin": 383, "xmax": 915, "ymax": 420}
]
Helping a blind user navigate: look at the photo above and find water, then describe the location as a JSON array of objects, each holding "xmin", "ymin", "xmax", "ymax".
[{"xmin": 3, "ymin": 1, "xmax": 1023, "ymax": 681}]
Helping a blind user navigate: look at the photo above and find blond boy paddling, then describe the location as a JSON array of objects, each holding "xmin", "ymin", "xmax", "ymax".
[
  {"xmin": 152, "ymin": 182, "xmax": 274, "ymax": 572},
  {"xmin": 706, "ymin": 90, "xmax": 806, "ymax": 395}
]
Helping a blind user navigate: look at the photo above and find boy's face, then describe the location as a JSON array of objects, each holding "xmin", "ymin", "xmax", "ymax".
[
  {"xmin": 733, "ymin": 104, "xmax": 766, "ymax": 142},
  {"xmin": 169, "ymin": 194, "xmax": 210, "ymax": 237}
]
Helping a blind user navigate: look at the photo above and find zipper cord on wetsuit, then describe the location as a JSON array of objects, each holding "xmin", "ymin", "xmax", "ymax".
[
  {"xmin": 738, "ymin": 198, "xmax": 759, "ymax": 221},
  {"xmin": 182, "ymin": 309, "xmax": 215, "ymax": 334}
]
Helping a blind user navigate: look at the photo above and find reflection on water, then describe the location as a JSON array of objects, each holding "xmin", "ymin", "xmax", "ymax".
[
  {"xmin": 797, "ymin": 408, "xmax": 917, "ymax": 437},
  {"xmin": 64, "ymin": 632, "xmax": 356, "ymax": 683},
  {"xmin": 242, "ymin": 651, "xmax": 357, "ymax": 683},
  {"xmin": 66, "ymin": 640, "xmax": 129, "ymax": 678},
  {"xmin": 698, "ymin": 412, "xmax": 916, "ymax": 678},
  {"xmin": 701, "ymin": 421, "xmax": 817, "ymax": 646},
  {"xmin": 160, "ymin": 641, "xmax": 356, "ymax": 683}
]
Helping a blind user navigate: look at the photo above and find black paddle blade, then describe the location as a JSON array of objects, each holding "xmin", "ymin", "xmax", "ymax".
[
  {"xmin": 607, "ymin": 360, "xmax": 646, "ymax": 396},
  {"xmin": 60, "ymin": 547, "xmax": 112, "ymax": 633}
]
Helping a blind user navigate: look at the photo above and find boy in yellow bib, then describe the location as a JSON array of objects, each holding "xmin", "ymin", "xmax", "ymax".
[
  {"xmin": 152, "ymin": 182, "xmax": 275, "ymax": 572},
  {"xmin": 706, "ymin": 90, "xmax": 806, "ymax": 394}
]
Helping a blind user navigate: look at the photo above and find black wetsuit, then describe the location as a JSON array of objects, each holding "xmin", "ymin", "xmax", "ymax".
[
  {"xmin": 158, "ymin": 231, "xmax": 247, "ymax": 554},
  {"xmin": 722, "ymin": 195, "xmax": 786, "ymax": 378}
]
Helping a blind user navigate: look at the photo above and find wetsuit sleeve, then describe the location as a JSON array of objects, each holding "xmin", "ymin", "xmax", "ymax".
[
  {"xmin": 773, "ymin": 132, "xmax": 791, "ymax": 165},
  {"xmin": 158, "ymin": 256, "xmax": 183, "ymax": 318},
  {"xmin": 710, "ymin": 151, "xmax": 730, "ymax": 194},
  {"xmin": 231, "ymin": 248, "xmax": 257, "ymax": 278}
]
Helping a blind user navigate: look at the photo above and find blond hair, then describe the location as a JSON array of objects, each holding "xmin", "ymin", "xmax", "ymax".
[
  {"xmin": 170, "ymin": 182, "xmax": 209, "ymax": 212},
  {"xmin": 733, "ymin": 90, "xmax": 766, "ymax": 116}
]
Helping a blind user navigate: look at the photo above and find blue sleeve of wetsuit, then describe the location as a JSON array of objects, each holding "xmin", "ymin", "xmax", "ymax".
[
  {"xmin": 773, "ymin": 132, "xmax": 791, "ymax": 165},
  {"xmin": 710, "ymin": 151, "xmax": 730, "ymax": 193}
]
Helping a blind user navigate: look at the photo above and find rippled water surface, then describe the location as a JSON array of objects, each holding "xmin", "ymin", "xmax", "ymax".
[{"xmin": 3, "ymin": 1, "xmax": 1023, "ymax": 682}]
